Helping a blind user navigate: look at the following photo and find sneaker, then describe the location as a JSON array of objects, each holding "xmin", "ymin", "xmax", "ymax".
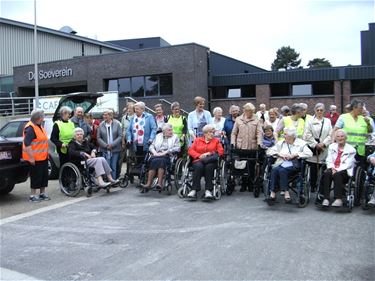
[
  {"xmin": 322, "ymin": 199, "xmax": 330, "ymax": 207},
  {"xmin": 204, "ymin": 190, "xmax": 214, "ymax": 199},
  {"xmin": 39, "ymin": 193, "xmax": 51, "ymax": 201},
  {"xmin": 368, "ymin": 196, "xmax": 375, "ymax": 207},
  {"xmin": 110, "ymin": 179, "xmax": 120, "ymax": 185},
  {"xmin": 187, "ymin": 190, "xmax": 197, "ymax": 198},
  {"xmin": 99, "ymin": 182, "xmax": 111, "ymax": 189},
  {"xmin": 29, "ymin": 195, "xmax": 41, "ymax": 203},
  {"xmin": 331, "ymin": 199, "xmax": 343, "ymax": 207},
  {"xmin": 280, "ymin": 191, "xmax": 285, "ymax": 196}
]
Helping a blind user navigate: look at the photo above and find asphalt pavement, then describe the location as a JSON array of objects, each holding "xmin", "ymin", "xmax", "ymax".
[{"xmin": 0, "ymin": 179, "xmax": 374, "ymax": 281}]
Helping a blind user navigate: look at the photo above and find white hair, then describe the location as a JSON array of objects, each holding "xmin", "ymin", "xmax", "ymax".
[
  {"xmin": 162, "ymin": 123, "xmax": 173, "ymax": 133},
  {"xmin": 284, "ymin": 127, "xmax": 297, "ymax": 138},
  {"xmin": 30, "ymin": 109, "xmax": 45, "ymax": 122},
  {"xmin": 73, "ymin": 127, "xmax": 84, "ymax": 136},
  {"xmin": 213, "ymin": 107, "xmax": 223, "ymax": 115},
  {"xmin": 134, "ymin": 101, "xmax": 146, "ymax": 110}
]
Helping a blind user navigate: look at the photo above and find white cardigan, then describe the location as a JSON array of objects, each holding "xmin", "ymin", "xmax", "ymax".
[{"xmin": 326, "ymin": 143, "xmax": 356, "ymax": 176}]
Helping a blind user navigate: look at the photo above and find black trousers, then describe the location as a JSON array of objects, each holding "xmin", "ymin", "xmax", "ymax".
[
  {"xmin": 192, "ymin": 161, "xmax": 217, "ymax": 191},
  {"xmin": 58, "ymin": 152, "xmax": 69, "ymax": 167},
  {"xmin": 322, "ymin": 169, "xmax": 349, "ymax": 199}
]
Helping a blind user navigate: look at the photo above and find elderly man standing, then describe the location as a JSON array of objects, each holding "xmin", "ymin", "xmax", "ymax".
[
  {"xmin": 22, "ymin": 109, "xmax": 50, "ymax": 202},
  {"xmin": 70, "ymin": 106, "xmax": 91, "ymax": 140},
  {"xmin": 256, "ymin": 103, "xmax": 269, "ymax": 122}
]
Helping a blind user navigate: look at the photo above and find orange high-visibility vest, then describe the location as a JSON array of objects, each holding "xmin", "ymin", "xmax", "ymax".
[{"xmin": 22, "ymin": 121, "xmax": 49, "ymax": 161}]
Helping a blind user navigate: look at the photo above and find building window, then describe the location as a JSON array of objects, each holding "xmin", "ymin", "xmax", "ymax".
[
  {"xmin": 313, "ymin": 81, "xmax": 333, "ymax": 95},
  {"xmin": 270, "ymin": 83, "xmax": 289, "ymax": 97},
  {"xmin": 211, "ymin": 85, "xmax": 255, "ymax": 99},
  {"xmin": 351, "ymin": 79, "xmax": 375, "ymax": 94},
  {"xmin": 105, "ymin": 74, "xmax": 173, "ymax": 97},
  {"xmin": 159, "ymin": 74, "xmax": 173, "ymax": 96},
  {"xmin": 145, "ymin": 76, "xmax": 158, "ymax": 97},
  {"xmin": 228, "ymin": 88, "xmax": 241, "ymax": 98},
  {"xmin": 241, "ymin": 85, "xmax": 256, "ymax": 98},
  {"xmin": 131, "ymin": 76, "xmax": 145, "ymax": 97},
  {"xmin": 107, "ymin": 79, "xmax": 118, "ymax": 92},
  {"xmin": 292, "ymin": 84, "xmax": 312, "ymax": 96},
  {"xmin": 118, "ymin": 78, "xmax": 130, "ymax": 97}
]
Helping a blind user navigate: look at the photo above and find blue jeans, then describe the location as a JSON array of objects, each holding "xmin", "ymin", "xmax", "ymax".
[
  {"xmin": 269, "ymin": 165, "xmax": 298, "ymax": 192},
  {"xmin": 103, "ymin": 151, "xmax": 120, "ymax": 180}
]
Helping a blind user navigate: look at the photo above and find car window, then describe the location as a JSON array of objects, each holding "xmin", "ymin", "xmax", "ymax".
[{"xmin": 0, "ymin": 122, "xmax": 22, "ymax": 138}]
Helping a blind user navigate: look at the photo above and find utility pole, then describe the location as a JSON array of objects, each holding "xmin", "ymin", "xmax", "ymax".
[{"xmin": 34, "ymin": 0, "xmax": 39, "ymax": 109}]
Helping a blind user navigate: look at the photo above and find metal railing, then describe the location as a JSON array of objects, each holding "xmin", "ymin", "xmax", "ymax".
[
  {"xmin": 158, "ymin": 98, "xmax": 189, "ymax": 115},
  {"xmin": 124, "ymin": 97, "xmax": 156, "ymax": 114},
  {"xmin": 0, "ymin": 96, "xmax": 34, "ymax": 116}
]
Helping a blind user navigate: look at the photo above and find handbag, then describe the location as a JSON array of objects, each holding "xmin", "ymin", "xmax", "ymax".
[{"xmin": 201, "ymin": 153, "xmax": 218, "ymax": 164}]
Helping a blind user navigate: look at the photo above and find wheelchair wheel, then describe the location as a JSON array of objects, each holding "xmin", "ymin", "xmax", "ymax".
[
  {"xmin": 177, "ymin": 186, "xmax": 190, "ymax": 198},
  {"xmin": 346, "ymin": 177, "xmax": 355, "ymax": 212},
  {"xmin": 354, "ymin": 166, "xmax": 365, "ymax": 206},
  {"xmin": 119, "ymin": 175, "xmax": 129, "ymax": 188},
  {"xmin": 226, "ymin": 177, "xmax": 235, "ymax": 195},
  {"xmin": 219, "ymin": 160, "xmax": 228, "ymax": 194},
  {"xmin": 214, "ymin": 189, "xmax": 222, "ymax": 200},
  {"xmin": 174, "ymin": 158, "xmax": 185, "ymax": 190},
  {"xmin": 59, "ymin": 163, "xmax": 82, "ymax": 197},
  {"xmin": 166, "ymin": 183, "xmax": 173, "ymax": 195},
  {"xmin": 298, "ymin": 164, "xmax": 310, "ymax": 208},
  {"xmin": 362, "ymin": 174, "xmax": 375, "ymax": 210},
  {"xmin": 262, "ymin": 164, "xmax": 270, "ymax": 197},
  {"xmin": 253, "ymin": 163, "xmax": 261, "ymax": 198}
]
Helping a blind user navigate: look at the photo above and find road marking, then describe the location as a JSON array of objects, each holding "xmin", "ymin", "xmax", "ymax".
[
  {"xmin": 0, "ymin": 197, "xmax": 90, "ymax": 226},
  {"xmin": 0, "ymin": 267, "xmax": 41, "ymax": 280}
]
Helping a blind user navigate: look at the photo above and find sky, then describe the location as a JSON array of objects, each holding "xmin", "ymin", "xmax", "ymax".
[{"xmin": 1, "ymin": 0, "xmax": 374, "ymax": 70}]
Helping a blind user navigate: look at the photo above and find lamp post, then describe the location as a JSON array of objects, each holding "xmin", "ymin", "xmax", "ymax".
[{"xmin": 33, "ymin": 0, "xmax": 39, "ymax": 109}]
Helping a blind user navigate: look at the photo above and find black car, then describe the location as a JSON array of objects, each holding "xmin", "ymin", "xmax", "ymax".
[
  {"xmin": 0, "ymin": 92, "xmax": 104, "ymax": 182},
  {"xmin": 0, "ymin": 136, "xmax": 29, "ymax": 195}
]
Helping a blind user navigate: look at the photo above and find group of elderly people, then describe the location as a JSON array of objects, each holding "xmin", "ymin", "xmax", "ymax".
[{"xmin": 25, "ymin": 95, "xmax": 375, "ymax": 207}]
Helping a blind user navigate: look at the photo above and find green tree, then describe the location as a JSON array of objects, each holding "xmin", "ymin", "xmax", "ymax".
[
  {"xmin": 271, "ymin": 46, "xmax": 301, "ymax": 71},
  {"xmin": 307, "ymin": 58, "xmax": 332, "ymax": 68}
]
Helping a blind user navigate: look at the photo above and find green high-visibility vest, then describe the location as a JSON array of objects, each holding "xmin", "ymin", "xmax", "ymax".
[
  {"xmin": 56, "ymin": 120, "xmax": 75, "ymax": 154},
  {"xmin": 279, "ymin": 116, "xmax": 305, "ymax": 140},
  {"xmin": 167, "ymin": 115, "xmax": 186, "ymax": 139},
  {"xmin": 341, "ymin": 113, "xmax": 368, "ymax": 156}
]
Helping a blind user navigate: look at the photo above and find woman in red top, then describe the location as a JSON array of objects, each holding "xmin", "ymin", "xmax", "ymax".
[
  {"xmin": 321, "ymin": 129, "xmax": 356, "ymax": 207},
  {"xmin": 187, "ymin": 124, "xmax": 224, "ymax": 199}
]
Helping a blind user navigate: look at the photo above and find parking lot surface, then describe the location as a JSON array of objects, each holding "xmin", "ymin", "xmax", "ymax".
[{"xmin": 1, "ymin": 178, "xmax": 374, "ymax": 281}]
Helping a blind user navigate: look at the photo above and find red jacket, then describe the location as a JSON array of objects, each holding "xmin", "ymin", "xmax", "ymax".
[
  {"xmin": 188, "ymin": 137, "xmax": 224, "ymax": 162},
  {"xmin": 325, "ymin": 112, "xmax": 339, "ymax": 126}
]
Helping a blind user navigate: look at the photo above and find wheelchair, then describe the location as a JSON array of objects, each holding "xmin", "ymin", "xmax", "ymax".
[
  {"xmin": 226, "ymin": 148, "xmax": 264, "ymax": 197},
  {"xmin": 263, "ymin": 157, "xmax": 311, "ymax": 208},
  {"xmin": 118, "ymin": 145, "xmax": 147, "ymax": 188},
  {"xmin": 138, "ymin": 152, "xmax": 179, "ymax": 195},
  {"xmin": 59, "ymin": 158, "xmax": 111, "ymax": 197},
  {"xmin": 363, "ymin": 144, "xmax": 375, "ymax": 210},
  {"xmin": 177, "ymin": 155, "xmax": 226, "ymax": 200}
]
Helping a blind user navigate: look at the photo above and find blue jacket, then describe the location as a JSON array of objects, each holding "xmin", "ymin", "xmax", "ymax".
[
  {"xmin": 223, "ymin": 115, "xmax": 236, "ymax": 138},
  {"xmin": 187, "ymin": 110, "xmax": 213, "ymax": 137},
  {"xmin": 126, "ymin": 112, "xmax": 157, "ymax": 152}
]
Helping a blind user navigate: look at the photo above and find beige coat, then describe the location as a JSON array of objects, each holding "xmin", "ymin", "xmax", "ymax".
[{"xmin": 231, "ymin": 114, "xmax": 263, "ymax": 150}]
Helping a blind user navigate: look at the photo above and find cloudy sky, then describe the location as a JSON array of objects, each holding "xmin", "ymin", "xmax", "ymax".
[{"xmin": 1, "ymin": 0, "xmax": 374, "ymax": 70}]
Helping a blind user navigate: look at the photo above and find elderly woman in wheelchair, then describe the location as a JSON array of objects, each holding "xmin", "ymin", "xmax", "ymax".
[
  {"xmin": 68, "ymin": 128, "xmax": 119, "ymax": 189},
  {"xmin": 140, "ymin": 123, "xmax": 180, "ymax": 193},
  {"xmin": 187, "ymin": 124, "xmax": 224, "ymax": 200},
  {"xmin": 320, "ymin": 129, "xmax": 357, "ymax": 208},
  {"xmin": 265, "ymin": 127, "xmax": 313, "ymax": 205}
]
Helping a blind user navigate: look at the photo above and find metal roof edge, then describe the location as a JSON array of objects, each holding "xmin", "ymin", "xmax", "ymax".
[{"xmin": 0, "ymin": 17, "xmax": 130, "ymax": 52}]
